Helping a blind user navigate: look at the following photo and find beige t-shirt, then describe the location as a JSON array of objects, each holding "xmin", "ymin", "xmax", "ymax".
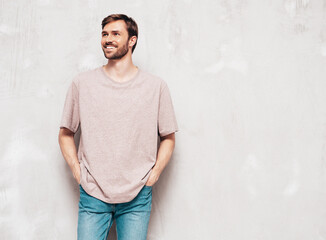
[{"xmin": 60, "ymin": 66, "xmax": 179, "ymax": 203}]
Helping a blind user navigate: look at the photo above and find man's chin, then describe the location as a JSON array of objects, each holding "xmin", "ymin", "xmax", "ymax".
[
  {"xmin": 103, "ymin": 52, "xmax": 114, "ymax": 60},
  {"xmin": 104, "ymin": 55, "xmax": 122, "ymax": 60}
]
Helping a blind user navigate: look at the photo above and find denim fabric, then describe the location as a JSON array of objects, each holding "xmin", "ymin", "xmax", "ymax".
[{"xmin": 77, "ymin": 184, "xmax": 152, "ymax": 240}]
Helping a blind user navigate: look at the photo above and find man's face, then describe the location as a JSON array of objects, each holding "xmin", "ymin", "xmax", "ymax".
[{"xmin": 101, "ymin": 20, "xmax": 132, "ymax": 60}]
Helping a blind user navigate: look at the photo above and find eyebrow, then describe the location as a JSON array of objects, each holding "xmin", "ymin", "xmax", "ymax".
[{"xmin": 102, "ymin": 30, "xmax": 121, "ymax": 34}]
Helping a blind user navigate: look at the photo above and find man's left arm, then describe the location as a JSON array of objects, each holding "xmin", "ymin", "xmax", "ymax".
[{"xmin": 145, "ymin": 133, "xmax": 176, "ymax": 186}]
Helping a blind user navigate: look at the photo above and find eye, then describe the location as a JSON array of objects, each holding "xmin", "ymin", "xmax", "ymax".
[{"xmin": 114, "ymin": 33, "xmax": 119, "ymax": 36}]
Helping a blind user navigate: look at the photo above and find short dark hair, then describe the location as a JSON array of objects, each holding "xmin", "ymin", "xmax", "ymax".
[{"xmin": 101, "ymin": 14, "xmax": 138, "ymax": 53}]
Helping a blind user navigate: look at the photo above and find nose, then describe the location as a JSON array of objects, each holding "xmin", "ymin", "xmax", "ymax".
[{"xmin": 105, "ymin": 34, "xmax": 114, "ymax": 43}]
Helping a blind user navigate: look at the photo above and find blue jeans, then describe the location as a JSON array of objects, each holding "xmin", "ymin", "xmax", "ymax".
[{"xmin": 77, "ymin": 184, "xmax": 152, "ymax": 240}]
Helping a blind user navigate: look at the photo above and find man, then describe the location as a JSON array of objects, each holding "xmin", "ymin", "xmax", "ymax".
[{"xmin": 58, "ymin": 14, "xmax": 179, "ymax": 240}]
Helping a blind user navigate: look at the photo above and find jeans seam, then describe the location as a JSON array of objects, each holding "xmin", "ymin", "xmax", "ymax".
[{"xmin": 104, "ymin": 216, "xmax": 113, "ymax": 240}]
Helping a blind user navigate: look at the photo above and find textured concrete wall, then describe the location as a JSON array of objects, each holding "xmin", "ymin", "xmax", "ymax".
[{"xmin": 1, "ymin": 0, "xmax": 326, "ymax": 239}]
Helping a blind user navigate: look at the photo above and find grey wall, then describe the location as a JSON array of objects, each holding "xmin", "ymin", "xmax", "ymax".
[{"xmin": 1, "ymin": 0, "xmax": 326, "ymax": 239}]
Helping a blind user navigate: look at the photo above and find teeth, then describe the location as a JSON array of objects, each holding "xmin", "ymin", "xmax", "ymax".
[{"xmin": 106, "ymin": 46, "xmax": 115, "ymax": 49}]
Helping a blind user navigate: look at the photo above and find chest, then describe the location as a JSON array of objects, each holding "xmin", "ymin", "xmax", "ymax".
[{"xmin": 78, "ymin": 84, "xmax": 160, "ymax": 117}]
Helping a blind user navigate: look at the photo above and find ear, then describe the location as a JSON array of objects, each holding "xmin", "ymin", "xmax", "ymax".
[{"xmin": 129, "ymin": 36, "xmax": 137, "ymax": 47}]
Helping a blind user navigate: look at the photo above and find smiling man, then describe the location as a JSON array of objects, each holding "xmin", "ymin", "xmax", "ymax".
[{"xmin": 58, "ymin": 14, "xmax": 179, "ymax": 240}]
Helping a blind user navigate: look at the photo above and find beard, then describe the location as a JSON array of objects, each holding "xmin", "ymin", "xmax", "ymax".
[{"xmin": 103, "ymin": 40, "xmax": 129, "ymax": 60}]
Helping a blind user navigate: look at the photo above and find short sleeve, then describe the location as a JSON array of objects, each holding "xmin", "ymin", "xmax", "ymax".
[
  {"xmin": 158, "ymin": 81, "xmax": 179, "ymax": 137},
  {"xmin": 59, "ymin": 81, "xmax": 80, "ymax": 133}
]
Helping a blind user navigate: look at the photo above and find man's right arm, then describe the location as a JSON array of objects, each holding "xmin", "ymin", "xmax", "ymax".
[{"xmin": 58, "ymin": 128, "xmax": 80, "ymax": 185}]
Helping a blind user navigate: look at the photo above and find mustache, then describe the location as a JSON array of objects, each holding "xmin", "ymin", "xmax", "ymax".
[{"xmin": 105, "ymin": 43, "xmax": 117, "ymax": 47}]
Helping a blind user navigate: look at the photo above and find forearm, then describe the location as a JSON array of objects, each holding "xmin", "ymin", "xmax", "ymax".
[
  {"xmin": 58, "ymin": 129, "xmax": 80, "ymax": 173},
  {"xmin": 152, "ymin": 134, "xmax": 175, "ymax": 176}
]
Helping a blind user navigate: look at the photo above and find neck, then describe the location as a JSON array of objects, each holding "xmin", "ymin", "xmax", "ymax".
[{"xmin": 103, "ymin": 52, "xmax": 137, "ymax": 79}]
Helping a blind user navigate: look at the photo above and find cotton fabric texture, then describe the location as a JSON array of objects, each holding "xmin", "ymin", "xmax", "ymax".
[{"xmin": 60, "ymin": 66, "xmax": 179, "ymax": 203}]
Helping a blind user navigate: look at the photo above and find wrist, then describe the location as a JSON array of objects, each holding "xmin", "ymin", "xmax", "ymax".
[
  {"xmin": 72, "ymin": 160, "xmax": 79, "ymax": 169},
  {"xmin": 152, "ymin": 166, "xmax": 162, "ymax": 176}
]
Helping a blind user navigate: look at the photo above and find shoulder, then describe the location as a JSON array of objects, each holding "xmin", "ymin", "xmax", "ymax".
[
  {"xmin": 140, "ymin": 69, "xmax": 168, "ymax": 90},
  {"xmin": 71, "ymin": 67, "xmax": 99, "ymax": 87}
]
